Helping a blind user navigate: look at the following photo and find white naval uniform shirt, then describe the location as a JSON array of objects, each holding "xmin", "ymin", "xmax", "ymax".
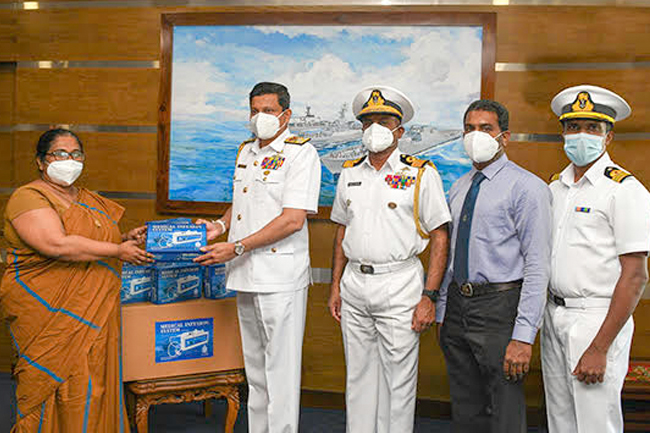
[
  {"xmin": 226, "ymin": 129, "xmax": 322, "ymax": 293},
  {"xmin": 550, "ymin": 152, "xmax": 650, "ymax": 299},
  {"xmin": 330, "ymin": 148, "xmax": 451, "ymax": 263}
]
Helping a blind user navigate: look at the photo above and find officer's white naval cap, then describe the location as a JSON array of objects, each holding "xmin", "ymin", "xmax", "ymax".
[
  {"xmin": 551, "ymin": 84, "xmax": 631, "ymax": 124},
  {"xmin": 352, "ymin": 85, "xmax": 415, "ymax": 124}
]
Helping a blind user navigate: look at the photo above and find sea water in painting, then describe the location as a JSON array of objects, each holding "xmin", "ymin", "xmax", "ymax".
[{"xmin": 169, "ymin": 25, "xmax": 483, "ymax": 205}]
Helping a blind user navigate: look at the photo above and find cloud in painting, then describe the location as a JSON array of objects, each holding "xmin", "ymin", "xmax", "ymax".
[{"xmin": 171, "ymin": 25, "xmax": 483, "ymax": 128}]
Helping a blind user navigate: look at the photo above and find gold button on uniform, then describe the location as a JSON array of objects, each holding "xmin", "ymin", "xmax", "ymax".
[
  {"xmin": 243, "ymin": 187, "xmax": 248, "ymax": 193},
  {"xmin": 263, "ymin": 177, "xmax": 267, "ymax": 181},
  {"xmin": 271, "ymin": 247, "xmax": 277, "ymax": 253},
  {"xmin": 254, "ymin": 161, "xmax": 259, "ymax": 166},
  {"xmin": 388, "ymin": 202, "xmax": 397, "ymax": 209},
  {"xmin": 237, "ymin": 214, "xmax": 242, "ymax": 221}
]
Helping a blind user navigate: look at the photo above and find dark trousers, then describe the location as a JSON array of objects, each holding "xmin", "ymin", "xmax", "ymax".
[{"xmin": 440, "ymin": 284, "xmax": 527, "ymax": 433}]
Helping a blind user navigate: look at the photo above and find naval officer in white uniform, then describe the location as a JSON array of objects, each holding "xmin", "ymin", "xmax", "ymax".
[
  {"xmin": 329, "ymin": 86, "xmax": 451, "ymax": 433},
  {"xmin": 542, "ymin": 84, "xmax": 650, "ymax": 433},
  {"xmin": 195, "ymin": 82, "xmax": 322, "ymax": 433}
]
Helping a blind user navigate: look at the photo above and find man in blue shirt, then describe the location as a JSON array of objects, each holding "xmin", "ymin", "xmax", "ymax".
[{"xmin": 437, "ymin": 100, "xmax": 552, "ymax": 432}]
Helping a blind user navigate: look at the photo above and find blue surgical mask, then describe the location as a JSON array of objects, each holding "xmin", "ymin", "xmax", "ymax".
[{"xmin": 563, "ymin": 132, "xmax": 605, "ymax": 167}]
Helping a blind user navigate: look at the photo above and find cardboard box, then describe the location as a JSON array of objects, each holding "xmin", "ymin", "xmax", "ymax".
[
  {"xmin": 121, "ymin": 298, "xmax": 244, "ymax": 381},
  {"xmin": 151, "ymin": 262, "xmax": 203, "ymax": 304},
  {"xmin": 203, "ymin": 264, "xmax": 236, "ymax": 300},
  {"xmin": 120, "ymin": 263, "xmax": 154, "ymax": 304},
  {"xmin": 146, "ymin": 223, "xmax": 207, "ymax": 256}
]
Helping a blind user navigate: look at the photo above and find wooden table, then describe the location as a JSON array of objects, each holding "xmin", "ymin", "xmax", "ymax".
[
  {"xmin": 125, "ymin": 369, "xmax": 245, "ymax": 433},
  {"xmin": 623, "ymin": 360, "xmax": 650, "ymax": 431}
]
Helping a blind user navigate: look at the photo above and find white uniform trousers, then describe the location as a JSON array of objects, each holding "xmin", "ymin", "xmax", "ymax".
[
  {"xmin": 541, "ymin": 300, "xmax": 633, "ymax": 433},
  {"xmin": 237, "ymin": 287, "xmax": 308, "ymax": 433},
  {"xmin": 340, "ymin": 258, "xmax": 424, "ymax": 433}
]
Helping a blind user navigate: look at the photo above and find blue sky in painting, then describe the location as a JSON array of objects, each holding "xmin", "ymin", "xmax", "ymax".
[{"xmin": 171, "ymin": 25, "xmax": 483, "ymax": 129}]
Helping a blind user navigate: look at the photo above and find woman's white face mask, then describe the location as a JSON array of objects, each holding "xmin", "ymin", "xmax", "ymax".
[{"xmin": 45, "ymin": 159, "xmax": 84, "ymax": 187}]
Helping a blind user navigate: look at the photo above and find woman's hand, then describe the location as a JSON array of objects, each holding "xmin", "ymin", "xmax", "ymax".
[
  {"xmin": 123, "ymin": 226, "xmax": 147, "ymax": 244},
  {"xmin": 117, "ymin": 240, "xmax": 154, "ymax": 265}
]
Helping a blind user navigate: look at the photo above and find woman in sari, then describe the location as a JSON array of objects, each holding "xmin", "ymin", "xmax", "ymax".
[{"xmin": 1, "ymin": 128, "xmax": 153, "ymax": 432}]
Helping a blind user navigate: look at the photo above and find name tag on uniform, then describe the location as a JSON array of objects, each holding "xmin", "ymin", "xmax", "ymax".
[
  {"xmin": 348, "ymin": 181, "xmax": 362, "ymax": 187},
  {"xmin": 575, "ymin": 207, "xmax": 591, "ymax": 213}
]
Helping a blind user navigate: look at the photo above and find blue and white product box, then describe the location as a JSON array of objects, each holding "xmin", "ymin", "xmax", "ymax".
[
  {"xmin": 147, "ymin": 217, "xmax": 192, "ymax": 226},
  {"xmin": 120, "ymin": 263, "xmax": 153, "ymax": 304},
  {"xmin": 151, "ymin": 262, "xmax": 203, "ymax": 304},
  {"xmin": 203, "ymin": 264, "xmax": 236, "ymax": 300},
  {"xmin": 154, "ymin": 317, "xmax": 214, "ymax": 363},
  {"xmin": 146, "ymin": 222, "xmax": 207, "ymax": 262},
  {"xmin": 146, "ymin": 223, "xmax": 207, "ymax": 254}
]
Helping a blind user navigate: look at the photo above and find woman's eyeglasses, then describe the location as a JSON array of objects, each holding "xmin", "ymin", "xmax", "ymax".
[{"xmin": 46, "ymin": 150, "xmax": 86, "ymax": 161}]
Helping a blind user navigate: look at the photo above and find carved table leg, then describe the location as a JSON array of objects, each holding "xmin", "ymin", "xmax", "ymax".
[
  {"xmin": 203, "ymin": 400, "xmax": 212, "ymax": 418},
  {"xmin": 224, "ymin": 386, "xmax": 241, "ymax": 433},
  {"xmin": 135, "ymin": 397, "xmax": 151, "ymax": 433}
]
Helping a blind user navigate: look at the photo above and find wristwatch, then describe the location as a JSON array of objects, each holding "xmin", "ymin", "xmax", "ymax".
[
  {"xmin": 422, "ymin": 289, "xmax": 440, "ymax": 303},
  {"xmin": 234, "ymin": 241, "xmax": 246, "ymax": 256}
]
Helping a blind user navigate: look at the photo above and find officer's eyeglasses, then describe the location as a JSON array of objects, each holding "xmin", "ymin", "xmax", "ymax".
[{"xmin": 46, "ymin": 150, "xmax": 86, "ymax": 161}]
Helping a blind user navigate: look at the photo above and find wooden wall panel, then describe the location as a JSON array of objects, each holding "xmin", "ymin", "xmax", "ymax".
[
  {"xmin": 302, "ymin": 283, "xmax": 346, "ymax": 393},
  {"xmin": 497, "ymin": 6, "xmax": 650, "ymax": 63},
  {"xmin": 0, "ymin": 10, "xmax": 16, "ymax": 62},
  {"xmin": 506, "ymin": 141, "xmax": 567, "ymax": 183},
  {"xmin": 15, "ymin": 69, "xmax": 159, "ymax": 125},
  {"xmin": 12, "ymin": 131, "xmax": 157, "ymax": 192},
  {"xmin": 496, "ymin": 69, "xmax": 650, "ymax": 134},
  {"xmin": 308, "ymin": 220, "xmax": 337, "ymax": 268},
  {"xmin": 0, "ymin": 65, "xmax": 14, "ymax": 124},
  {"xmin": 0, "ymin": 133, "xmax": 12, "ymax": 187},
  {"xmin": 631, "ymin": 300, "xmax": 650, "ymax": 359},
  {"xmin": 15, "ymin": 9, "xmax": 160, "ymax": 60}
]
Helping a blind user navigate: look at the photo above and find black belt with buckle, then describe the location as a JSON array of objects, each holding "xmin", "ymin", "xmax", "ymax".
[
  {"xmin": 548, "ymin": 292, "xmax": 566, "ymax": 306},
  {"xmin": 452, "ymin": 279, "xmax": 523, "ymax": 297},
  {"xmin": 359, "ymin": 264, "xmax": 375, "ymax": 274}
]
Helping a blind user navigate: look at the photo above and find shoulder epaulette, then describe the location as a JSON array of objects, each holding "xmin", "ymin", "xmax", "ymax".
[
  {"xmin": 285, "ymin": 136, "xmax": 311, "ymax": 145},
  {"xmin": 400, "ymin": 154, "xmax": 434, "ymax": 170},
  {"xmin": 549, "ymin": 173, "xmax": 561, "ymax": 183},
  {"xmin": 604, "ymin": 166, "xmax": 633, "ymax": 183},
  {"xmin": 235, "ymin": 138, "xmax": 254, "ymax": 163},
  {"xmin": 342, "ymin": 155, "xmax": 367, "ymax": 168}
]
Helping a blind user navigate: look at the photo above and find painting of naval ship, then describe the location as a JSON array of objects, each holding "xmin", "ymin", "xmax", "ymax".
[
  {"xmin": 320, "ymin": 125, "xmax": 462, "ymax": 174},
  {"xmin": 165, "ymin": 23, "xmax": 488, "ymax": 209},
  {"xmin": 289, "ymin": 104, "xmax": 362, "ymax": 149}
]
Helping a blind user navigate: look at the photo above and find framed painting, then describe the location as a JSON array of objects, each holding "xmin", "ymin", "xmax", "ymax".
[{"xmin": 157, "ymin": 8, "xmax": 496, "ymax": 218}]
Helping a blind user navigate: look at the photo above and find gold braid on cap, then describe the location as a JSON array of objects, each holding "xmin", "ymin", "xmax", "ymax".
[{"xmin": 357, "ymin": 90, "xmax": 403, "ymax": 119}]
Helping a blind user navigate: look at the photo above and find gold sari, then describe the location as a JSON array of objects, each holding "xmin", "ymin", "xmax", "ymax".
[{"xmin": 0, "ymin": 183, "xmax": 130, "ymax": 432}]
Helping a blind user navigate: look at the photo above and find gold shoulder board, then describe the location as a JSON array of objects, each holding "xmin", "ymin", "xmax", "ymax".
[
  {"xmin": 284, "ymin": 136, "xmax": 311, "ymax": 145},
  {"xmin": 549, "ymin": 173, "xmax": 561, "ymax": 183},
  {"xmin": 342, "ymin": 155, "xmax": 367, "ymax": 168},
  {"xmin": 604, "ymin": 166, "xmax": 632, "ymax": 183},
  {"xmin": 400, "ymin": 154, "xmax": 432, "ymax": 169}
]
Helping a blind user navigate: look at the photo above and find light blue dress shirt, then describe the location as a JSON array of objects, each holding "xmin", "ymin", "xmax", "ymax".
[{"xmin": 436, "ymin": 154, "xmax": 552, "ymax": 344}]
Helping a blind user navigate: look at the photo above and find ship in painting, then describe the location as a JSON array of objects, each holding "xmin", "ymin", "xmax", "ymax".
[
  {"xmin": 289, "ymin": 104, "xmax": 362, "ymax": 149},
  {"xmin": 320, "ymin": 125, "xmax": 462, "ymax": 174}
]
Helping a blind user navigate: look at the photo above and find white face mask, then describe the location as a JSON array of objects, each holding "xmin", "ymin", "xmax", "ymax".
[
  {"xmin": 249, "ymin": 111, "xmax": 286, "ymax": 140},
  {"xmin": 462, "ymin": 130, "xmax": 505, "ymax": 163},
  {"xmin": 362, "ymin": 123, "xmax": 399, "ymax": 153},
  {"xmin": 46, "ymin": 160, "xmax": 84, "ymax": 187}
]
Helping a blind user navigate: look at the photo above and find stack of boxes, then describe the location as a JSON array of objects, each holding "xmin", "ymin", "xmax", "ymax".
[{"xmin": 120, "ymin": 218, "xmax": 235, "ymax": 305}]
